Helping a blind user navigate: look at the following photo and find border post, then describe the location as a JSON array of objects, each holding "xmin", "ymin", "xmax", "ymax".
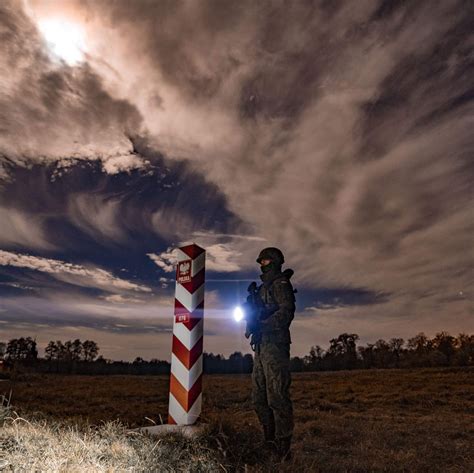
[{"xmin": 168, "ymin": 243, "xmax": 205, "ymax": 425}]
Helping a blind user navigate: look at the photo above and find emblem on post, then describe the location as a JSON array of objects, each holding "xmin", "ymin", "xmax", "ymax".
[{"xmin": 177, "ymin": 259, "xmax": 192, "ymax": 284}]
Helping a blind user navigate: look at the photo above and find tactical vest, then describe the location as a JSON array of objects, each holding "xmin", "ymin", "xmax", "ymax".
[{"xmin": 257, "ymin": 271, "xmax": 296, "ymax": 344}]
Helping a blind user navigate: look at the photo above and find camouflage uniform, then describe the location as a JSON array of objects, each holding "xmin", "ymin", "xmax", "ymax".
[{"xmin": 251, "ymin": 265, "xmax": 296, "ymax": 451}]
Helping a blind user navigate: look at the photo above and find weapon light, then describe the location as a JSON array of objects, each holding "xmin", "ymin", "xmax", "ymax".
[{"xmin": 233, "ymin": 306, "xmax": 244, "ymax": 322}]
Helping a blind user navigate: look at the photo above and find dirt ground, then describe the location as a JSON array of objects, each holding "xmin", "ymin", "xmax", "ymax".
[{"xmin": 1, "ymin": 367, "xmax": 473, "ymax": 472}]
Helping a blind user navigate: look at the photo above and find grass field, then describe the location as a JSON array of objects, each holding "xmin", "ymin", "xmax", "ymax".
[{"xmin": 1, "ymin": 367, "xmax": 473, "ymax": 472}]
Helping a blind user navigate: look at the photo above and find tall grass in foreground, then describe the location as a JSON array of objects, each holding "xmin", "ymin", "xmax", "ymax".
[
  {"xmin": 0, "ymin": 411, "xmax": 224, "ymax": 472},
  {"xmin": 0, "ymin": 391, "xmax": 11, "ymax": 426}
]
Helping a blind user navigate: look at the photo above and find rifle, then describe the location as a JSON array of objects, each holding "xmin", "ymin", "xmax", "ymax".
[{"xmin": 242, "ymin": 282, "xmax": 279, "ymax": 350}]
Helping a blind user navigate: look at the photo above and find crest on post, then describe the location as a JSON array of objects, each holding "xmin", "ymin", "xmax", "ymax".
[{"xmin": 177, "ymin": 259, "xmax": 192, "ymax": 284}]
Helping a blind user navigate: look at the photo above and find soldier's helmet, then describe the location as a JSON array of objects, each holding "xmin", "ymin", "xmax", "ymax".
[{"xmin": 256, "ymin": 247, "xmax": 285, "ymax": 265}]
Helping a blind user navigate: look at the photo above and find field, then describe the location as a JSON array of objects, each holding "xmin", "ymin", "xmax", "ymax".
[{"xmin": 1, "ymin": 368, "xmax": 473, "ymax": 472}]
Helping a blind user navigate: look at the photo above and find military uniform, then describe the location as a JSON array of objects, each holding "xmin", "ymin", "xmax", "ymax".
[{"xmin": 251, "ymin": 248, "xmax": 296, "ymax": 459}]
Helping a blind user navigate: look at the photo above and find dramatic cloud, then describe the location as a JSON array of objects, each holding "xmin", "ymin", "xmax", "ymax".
[
  {"xmin": 0, "ymin": 0, "xmax": 146, "ymax": 175},
  {"xmin": 41, "ymin": 0, "xmax": 470, "ymax": 304},
  {"xmin": 0, "ymin": 250, "xmax": 151, "ymax": 293},
  {"xmin": 0, "ymin": 0, "xmax": 472, "ymax": 359}
]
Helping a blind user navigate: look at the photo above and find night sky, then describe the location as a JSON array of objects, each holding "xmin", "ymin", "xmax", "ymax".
[{"xmin": 0, "ymin": 0, "xmax": 472, "ymax": 361}]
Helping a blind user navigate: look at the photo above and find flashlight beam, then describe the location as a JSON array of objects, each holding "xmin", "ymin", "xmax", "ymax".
[{"xmin": 233, "ymin": 306, "xmax": 244, "ymax": 322}]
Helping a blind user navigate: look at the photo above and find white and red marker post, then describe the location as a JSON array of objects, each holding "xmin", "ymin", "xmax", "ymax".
[{"xmin": 168, "ymin": 243, "xmax": 206, "ymax": 425}]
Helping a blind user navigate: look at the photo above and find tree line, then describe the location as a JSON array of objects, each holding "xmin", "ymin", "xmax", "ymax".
[
  {"xmin": 0, "ymin": 338, "xmax": 171, "ymax": 375},
  {"xmin": 0, "ymin": 331, "xmax": 472, "ymax": 376},
  {"xmin": 292, "ymin": 331, "xmax": 474, "ymax": 372},
  {"xmin": 0, "ymin": 337, "xmax": 99, "ymax": 362}
]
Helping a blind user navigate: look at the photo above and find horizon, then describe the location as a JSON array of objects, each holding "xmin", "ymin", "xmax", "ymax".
[{"xmin": 2, "ymin": 325, "xmax": 470, "ymax": 364}]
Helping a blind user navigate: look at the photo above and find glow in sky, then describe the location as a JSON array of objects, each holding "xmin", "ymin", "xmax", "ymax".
[{"xmin": 38, "ymin": 18, "xmax": 86, "ymax": 65}]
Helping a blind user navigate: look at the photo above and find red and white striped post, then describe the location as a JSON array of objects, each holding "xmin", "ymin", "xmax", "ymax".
[{"xmin": 168, "ymin": 243, "xmax": 205, "ymax": 425}]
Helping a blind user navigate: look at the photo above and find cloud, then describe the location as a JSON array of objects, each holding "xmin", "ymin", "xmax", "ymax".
[
  {"xmin": 148, "ymin": 243, "xmax": 242, "ymax": 273},
  {"xmin": 101, "ymin": 154, "xmax": 150, "ymax": 175},
  {"xmin": 0, "ymin": 146, "xmax": 242, "ymax": 253},
  {"xmin": 150, "ymin": 209, "xmax": 202, "ymax": 242},
  {"xmin": 55, "ymin": 0, "xmax": 470, "ymax": 299},
  {"xmin": 0, "ymin": 206, "xmax": 54, "ymax": 250},
  {"xmin": 191, "ymin": 232, "xmax": 266, "ymax": 242},
  {"xmin": 0, "ymin": 293, "xmax": 173, "ymax": 335},
  {"xmin": 68, "ymin": 193, "xmax": 126, "ymax": 243},
  {"xmin": 0, "ymin": 282, "xmax": 36, "ymax": 292},
  {"xmin": 143, "ymin": 0, "xmax": 471, "ymax": 327},
  {"xmin": 102, "ymin": 294, "xmax": 144, "ymax": 304},
  {"xmin": 0, "ymin": 250, "xmax": 151, "ymax": 293},
  {"xmin": 293, "ymin": 291, "xmax": 473, "ymax": 355},
  {"xmin": 0, "ymin": 1, "xmax": 146, "ymax": 176},
  {"xmin": 158, "ymin": 277, "xmax": 171, "ymax": 289},
  {"xmin": 0, "ymin": 0, "xmax": 471, "ymax": 354},
  {"xmin": 204, "ymin": 244, "xmax": 242, "ymax": 272},
  {"xmin": 188, "ymin": 231, "xmax": 265, "ymax": 273},
  {"xmin": 147, "ymin": 250, "xmax": 176, "ymax": 273}
]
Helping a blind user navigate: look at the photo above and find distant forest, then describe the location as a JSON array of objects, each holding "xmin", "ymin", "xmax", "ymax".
[{"xmin": 0, "ymin": 331, "xmax": 472, "ymax": 376}]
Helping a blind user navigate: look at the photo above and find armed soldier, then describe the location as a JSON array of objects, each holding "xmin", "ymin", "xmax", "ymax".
[{"xmin": 245, "ymin": 247, "xmax": 296, "ymax": 461}]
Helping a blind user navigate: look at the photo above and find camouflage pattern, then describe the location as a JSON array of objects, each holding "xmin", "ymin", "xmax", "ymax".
[
  {"xmin": 258, "ymin": 270, "xmax": 295, "ymax": 343},
  {"xmin": 252, "ymin": 340, "xmax": 294, "ymax": 441},
  {"xmin": 252, "ymin": 268, "xmax": 295, "ymax": 443}
]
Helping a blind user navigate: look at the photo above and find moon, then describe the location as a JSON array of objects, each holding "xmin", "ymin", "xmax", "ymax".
[{"xmin": 38, "ymin": 18, "xmax": 86, "ymax": 66}]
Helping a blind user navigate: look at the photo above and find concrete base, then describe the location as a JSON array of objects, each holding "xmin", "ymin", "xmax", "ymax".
[{"xmin": 132, "ymin": 424, "xmax": 208, "ymax": 439}]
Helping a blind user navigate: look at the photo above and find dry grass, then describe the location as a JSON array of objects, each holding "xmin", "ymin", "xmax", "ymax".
[
  {"xmin": 1, "ymin": 367, "xmax": 473, "ymax": 472},
  {"xmin": 0, "ymin": 414, "xmax": 224, "ymax": 472}
]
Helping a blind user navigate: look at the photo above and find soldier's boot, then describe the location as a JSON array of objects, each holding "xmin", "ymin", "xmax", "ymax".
[
  {"xmin": 260, "ymin": 423, "xmax": 277, "ymax": 454},
  {"xmin": 276, "ymin": 436, "xmax": 292, "ymax": 462},
  {"xmin": 263, "ymin": 424, "xmax": 275, "ymax": 442}
]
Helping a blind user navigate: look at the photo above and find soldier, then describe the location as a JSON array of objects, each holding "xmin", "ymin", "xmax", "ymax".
[{"xmin": 251, "ymin": 247, "xmax": 296, "ymax": 461}]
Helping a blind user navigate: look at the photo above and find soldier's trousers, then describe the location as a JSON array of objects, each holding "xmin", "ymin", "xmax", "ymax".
[{"xmin": 252, "ymin": 341, "xmax": 293, "ymax": 440}]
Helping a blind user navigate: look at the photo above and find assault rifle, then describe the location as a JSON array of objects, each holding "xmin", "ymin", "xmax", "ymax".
[{"xmin": 243, "ymin": 282, "xmax": 279, "ymax": 350}]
